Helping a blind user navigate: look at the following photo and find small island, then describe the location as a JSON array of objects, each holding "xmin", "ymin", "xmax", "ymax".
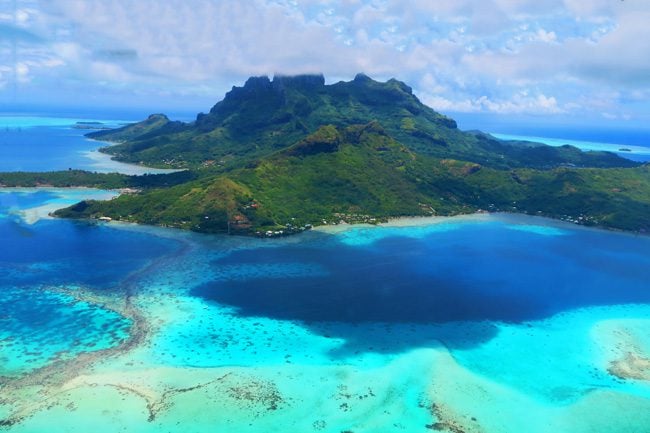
[
  {"xmin": 72, "ymin": 121, "xmax": 111, "ymax": 130},
  {"xmin": 3, "ymin": 74, "xmax": 650, "ymax": 236}
]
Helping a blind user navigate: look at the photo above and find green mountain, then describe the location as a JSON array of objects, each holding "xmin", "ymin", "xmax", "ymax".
[
  {"xmin": 88, "ymin": 74, "xmax": 636, "ymax": 171},
  {"xmin": 49, "ymin": 74, "xmax": 650, "ymax": 235}
]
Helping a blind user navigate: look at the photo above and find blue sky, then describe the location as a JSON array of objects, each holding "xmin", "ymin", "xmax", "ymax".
[{"xmin": 1, "ymin": 0, "xmax": 649, "ymax": 130}]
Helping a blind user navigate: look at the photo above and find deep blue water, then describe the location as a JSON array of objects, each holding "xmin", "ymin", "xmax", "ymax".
[
  {"xmin": 193, "ymin": 222, "xmax": 650, "ymax": 330},
  {"xmin": 0, "ymin": 217, "xmax": 180, "ymax": 290},
  {"xmin": 1, "ymin": 125, "xmax": 92, "ymax": 172},
  {"xmin": 0, "ymin": 116, "xmax": 190, "ymax": 174},
  {"xmin": 0, "ymin": 116, "xmax": 139, "ymax": 172}
]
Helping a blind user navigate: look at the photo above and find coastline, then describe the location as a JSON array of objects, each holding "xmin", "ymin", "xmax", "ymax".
[
  {"xmin": 311, "ymin": 211, "xmax": 650, "ymax": 239},
  {"xmin": 83, "ymin": 135, "xmax": 183, "ymax": 175},
  {"xmin": 312, "ymin": 212, "xmax": 491, "ymax": 234},
  {"xmin": 85, "ymin": 136, "xmax": 187, "ymax": 173},
  {"xmin": 2, "ymin": 186, "xmax": 647, "ymax": 239},
  {"xmin": 81, "ymin": 148, "xmax": 182, "ymax": 176}
]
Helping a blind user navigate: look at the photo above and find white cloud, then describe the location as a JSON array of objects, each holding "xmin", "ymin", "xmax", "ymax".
[
  {"xmin": 2, "ymin": 0, "xmax": 648, "ymax": 119},
  {"xmin": 15, "ymin": 62, "xmax": 29, "ymax": 82},
  {"xmin": 532, "ymin": 29, "xmax": 557, "ymax": 43},
  {"xmin": 39, "ymin": 1, "xmax": 352, "ymax": 80},
  {"xmin": 422, "ymin": 91, "xmax": 563, "ymax": 114}
]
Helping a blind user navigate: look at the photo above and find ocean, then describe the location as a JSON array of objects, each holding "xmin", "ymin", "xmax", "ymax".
[
  {"xmin": 0, "ymin": 115, "xmax": 179, "ymax": 174},
  {"xmin": 492, "ymin": 132, "xmax": 650, "ymax": 162},
  {"xmin": 1, "ymin": 117, "xmax": 650, "ymax": 432}
]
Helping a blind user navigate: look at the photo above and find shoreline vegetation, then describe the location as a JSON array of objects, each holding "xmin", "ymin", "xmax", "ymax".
[
  {"xmin": 1, "ymin": 185, "xmax": 644, "ymax": 241},
  {"xmin": 1, "ymin": 74, "xmax": 649, "ymax": 236},
  {"xmin": 2, "ymin": 166, "xmax": 649, "ymax": 238}
]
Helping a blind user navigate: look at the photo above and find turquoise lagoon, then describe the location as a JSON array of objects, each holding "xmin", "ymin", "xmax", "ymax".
[{"xmin": 1, "ymin": 189, "xmax": 650, "ymax": 432}]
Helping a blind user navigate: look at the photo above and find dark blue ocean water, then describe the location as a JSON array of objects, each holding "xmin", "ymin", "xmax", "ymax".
[
  {"xmin": 452, "ymin": 113, "xmax": 650, "ymax": 148},
  {"xmin": 0, "ymin": 125, "xmax": 101, "ymax": 172},
  {"xmin": 0, "ymin": 114, "xmax": 145, "ymax": 172},
  {"xmin": 192, "ymin": 221, "xmax": 650, "ymax": 329},
  {"xmin": 0, "ymin": 217, "xmax": 179, "ymax": 290},
  {"xmin": 0, "ymin": 116, "xmax": 193, "ymax": 174}
]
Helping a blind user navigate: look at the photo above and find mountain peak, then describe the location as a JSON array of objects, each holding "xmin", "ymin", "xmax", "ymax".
[
  {"xmin": 147, "ymin": 113, "xmax": 169, "ymax": 121},
  {"xmin": 353, "ymin": 72, "xmax": 373, "ymax": 83},
  {"xmin": 228, "ymin": 74, "xmax": 326, "ymax": 96},
  {"xmin": 235, "ymin": 76, "xmax": 273, "ymax": 95}
]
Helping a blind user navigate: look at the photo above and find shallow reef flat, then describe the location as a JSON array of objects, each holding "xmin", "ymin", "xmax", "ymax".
[
  {"xmin": 2, "ymin": 190, "xmax": 650, "ymax": 432},
  {"xmin": 0, "ymin": 286, "xmax": 131, "ymax": 377},
  {"xmin": 594, "ymin": 317, "xmax": 650, "ymax": 382},
  {"xmin": 4, "ymin": 304, "xmax": 650, "ymax": 433},
  {"xmin": 0, "ymin": 188, "xmax": 119, "ymax": 224}
]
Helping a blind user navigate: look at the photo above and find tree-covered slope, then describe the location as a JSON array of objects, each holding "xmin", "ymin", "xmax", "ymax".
[
  {"xmin": 0, "ymin": 169, "xmax": 198, "ymax": 189},
  {"xmin": 59, "ymin": 123, "xmax": 455, "ymax": 232},
  {"xmin": 56, "ymin": 122, "xmax": 650, "ymax": 235},
  {"xmin": 88, "ymin": 114, "xmax": 176, "ymax": 142},
  {"xmin": 29, "ymin": 73, "xmax": 648, "ymax": 236},
  {"xmin": 89, "ymin": 74, "xmax": 637, "ymax": 171}
]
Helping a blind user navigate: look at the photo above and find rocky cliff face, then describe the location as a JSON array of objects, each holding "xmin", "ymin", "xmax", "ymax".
[{"xmin": 208, "ymin": 74, "xmax": 325, "ymax": 115}]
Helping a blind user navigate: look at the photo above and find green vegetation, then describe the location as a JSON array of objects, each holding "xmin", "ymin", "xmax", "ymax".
[
  {"xmin": 3, "ymin": 74, "xmax": 649, "ymax": 236},
  {"xmin": 88, "ymin": 114, "xmax": 173, "ymax": 142},
  {"xmin": 0, "ymin": 170, "xmax": 198, "ymax": 189},
  {"xmin": 88, "ymin": 74, "xmax": 638, "ymax": 171},
  {"xmin": 0, "ymin": 170, "xmax": 131, "ymax": 188},
  {"xmin": 53, "ymin": 122, "xmax": 650, "ymax": 235}
]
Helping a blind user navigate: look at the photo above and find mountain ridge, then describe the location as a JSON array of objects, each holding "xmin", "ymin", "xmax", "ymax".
[
  {"xmin": 88, "ymin": 73, "xmax": 637, "ymax": 171},
  {"xmin": 49, "ymin": 73, "xmax": 650, "ymax": 235}
]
